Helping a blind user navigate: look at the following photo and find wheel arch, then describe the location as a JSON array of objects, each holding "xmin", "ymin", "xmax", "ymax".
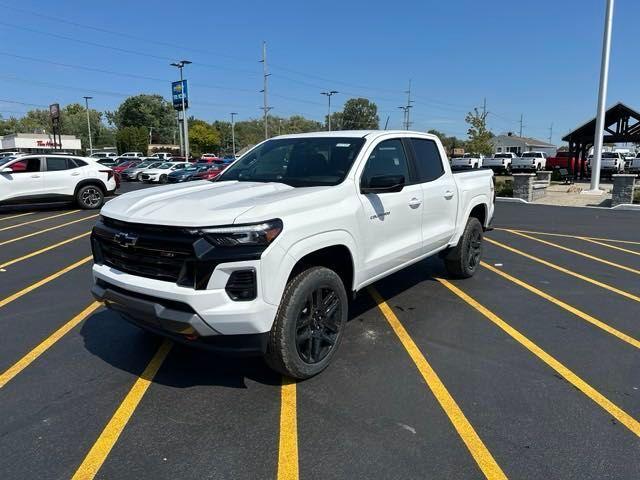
[{"xmin": 74, "ymin": 178, "xmax": 107, "ymax": 196}]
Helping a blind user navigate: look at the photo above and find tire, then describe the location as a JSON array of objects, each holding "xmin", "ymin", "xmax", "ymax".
[
  {"xmin": 75, "ymin": 184, "xmax": 104, "ymax": 210},
  {"xmin": 137, "ymin": 173, "xmax": 143, "ymax": 181},
  {"xmin": 159, "ymin": 174, "xmax": 168, "ymax": 184},
  {"xmin": 444, "ymin": 217, "xmax": 484, "ymax": 279},
  {"xmin": 265, "ymin": 267, "xmax": 348, "ymax": 380}
]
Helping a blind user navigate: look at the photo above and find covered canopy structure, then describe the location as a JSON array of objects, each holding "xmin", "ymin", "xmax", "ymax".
[{"xmin": 563, "ymin": 102, "xmax": 640, "ymax": 177}]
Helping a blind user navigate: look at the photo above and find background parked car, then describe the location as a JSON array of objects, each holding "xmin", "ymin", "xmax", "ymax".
[
  {"xmin": 484, "ymin": 152, "xmax": 518, "ymax": 173},
  {"xmin": 120, "ymin": 161, "xmax": 163, "ymax": 181},
  {"xmin": 95, "ymin": 158, "xmax": 117, "ymax": 167},
  {"xmin": 198, "ymin": 153, "xmax": 222, "ymax": 163},
  {"xmin": 194, "ymin": 164, "xmax": 225, "ymax": 181},
  {"xmin": 147, "ymin": 152, "xmax": 173, "ymax": 161},
  {"xmin": 139, "ymin": 162, "xmax": 189, "ymax": 183},
  {"xmin": 628, "ymin": 153, "xmax": 640, "ymax": 175},
  {"xmin": 512, "ymin": 151, "xmax": 547, "ymax": 171},
  {"xmin": 451, "ymin": 153, "xmax": 484, "ymax": 170},
  {"xmin": 90, "ymin": 152, "xmax": 118, "ymax": 160},
  {"xmin": 121, "ymin": 152, "xmax": 144, "ymax": 158},
  {"xmin": 167, "ymin": 164, "xmax": 210, "ymax": 183},
  {"xmin": 587, "ymin": 152, "xmax": 625, "ymax": 176},
  {"xmin": 546, "ymin": 151, "xmax": 579, "ymax": 173}
]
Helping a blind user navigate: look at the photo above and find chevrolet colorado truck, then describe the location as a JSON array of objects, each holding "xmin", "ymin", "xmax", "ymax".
[
  {"xmin": 484, "ymin": 152, "xmax": 518, "ymax": 173},
  {"xmin": 512, "ymin": 151, "xmax": 548, "ymax": 171},
  {"xmin": 91, "ymin": 131, "xmax": 494, "ymax": 379},
  {"xmin": 451, "ymin": 153, "xmax": 484, "ymax": 170}
]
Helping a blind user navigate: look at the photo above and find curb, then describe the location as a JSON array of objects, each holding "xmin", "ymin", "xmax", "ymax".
[
  {"xmin": 496, "ymin": 197, "xmax": 528, "ymax": 203},
  {"xmin": 611, "ymin": 203, "xmax": 640, "ymax": 211}
]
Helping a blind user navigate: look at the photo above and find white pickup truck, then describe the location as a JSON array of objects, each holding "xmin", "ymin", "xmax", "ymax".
[
  {"xmin": 90, "ymin": 131, "xmax": 494, "ymax": 379},
  {"xmin": 587, "ymin": 152, "xmax": 625, "ymax": 175},
  {"xmin": 512, "ymin": 151, "xmax": 548, "ymax": 171},
  {"xmin": 484, "ymin": 152, "xmax": 518, "ymax": 173},
  {"xmin": 627, "ymin": 153, "xmax": 640, "ymax": 175},
  {"xmin": 451, "ymin": 153, "xmax": 484, "ymax": 170}
]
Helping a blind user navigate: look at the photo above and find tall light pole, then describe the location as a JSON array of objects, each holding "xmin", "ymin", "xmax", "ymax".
[
  {"xmin": 230, "ymin": 112, "xmax": 238, "ymax": 157},
  {"xmin": 588, "ymin": 0, "xmax": 615, "ymax": 194},
  {"xmin": 171, "ymin": 60, "xmax": 192, "ymax": 158},
  {"xmin": 321, "ymin": 91, "xmax": 338, "ymax": 131},
  {"xmin": 259, "ymin": 41, "xmax": 272, "ymax": 139},
  {"xmin": 83, "ymin": 96, "xmax": 93, "ymax": 155}
]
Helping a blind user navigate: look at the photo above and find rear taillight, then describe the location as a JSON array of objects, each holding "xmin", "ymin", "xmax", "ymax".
[{"xmin": 100, "ymin": 169, "xmax": 114, "ymax": 180}]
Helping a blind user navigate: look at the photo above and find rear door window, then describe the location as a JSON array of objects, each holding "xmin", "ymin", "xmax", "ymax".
[
  {"xmin": 46, "ymin": 157, "xmax": 70, "ymax": 171},
  {"xmin": 410, "ymin": 138, "xmax": 444, "ymax": 182}
]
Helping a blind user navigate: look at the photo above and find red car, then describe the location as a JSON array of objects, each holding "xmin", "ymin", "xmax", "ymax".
[
  {"xmin": 194, "ymin": 165, "xmax": 223, "ymax": 180},
  {"xmin": 112, "ymin": 160, "xmax": 140, "ymax": 174}
]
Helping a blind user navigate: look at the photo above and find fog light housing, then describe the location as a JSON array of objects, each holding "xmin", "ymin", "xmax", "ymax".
[{"xmin": 225, "ymin": 269, "xmax": 257, "ymax": 301}]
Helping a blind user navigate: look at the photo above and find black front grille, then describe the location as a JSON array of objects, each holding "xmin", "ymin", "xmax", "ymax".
[{"xmin": 92, "ymin": 217, "xmax": 266, "ymax": 290}]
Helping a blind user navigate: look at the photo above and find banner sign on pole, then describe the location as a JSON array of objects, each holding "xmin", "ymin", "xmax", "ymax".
[{"xmin": 172, "ymin": 80, "xmax": 189, "ymax": 110}]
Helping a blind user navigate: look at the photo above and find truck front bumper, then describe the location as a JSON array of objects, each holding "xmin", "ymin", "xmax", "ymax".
[{"xmin": 92, "ymin": 262, "xmax": 278, "ymax": 352}]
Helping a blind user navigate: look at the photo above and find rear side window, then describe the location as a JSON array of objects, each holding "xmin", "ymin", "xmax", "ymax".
[
  {"xmin": 46, "ymin": 157, "xmax": 70, "ymax": 171},
  {"xmin": 410, "ymin": 138, "xmax": 444, "ymax": 182},
  {"xmin": 71, "ymin": 158, "xmax": 87, "ymax": 167}
]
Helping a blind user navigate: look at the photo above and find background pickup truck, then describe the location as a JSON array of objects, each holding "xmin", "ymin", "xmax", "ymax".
[
  {"xmin": 450, "ymin": 153, "xmax": 485, "ymax": 170},
  {"xmin": 484, "ymin": 152, "xmax": 518, "ymax": 173},
  {"xmin": 629, "ymin": 153, "xmax": 640, "ymax": 175},
  {"xmin": 90, "ymin": 130, "xmax": 495, "ymax": 379},
  {"xmin": 546, "ymin": 151, "xmax": 578, "ymax": 173},
  {"xmin": 512, "ymin": 151, "xmax": 548, "ymax": 171},
  {"xmin": 587, "ymin": 152, "xmax": 625, "ymax": 176}
]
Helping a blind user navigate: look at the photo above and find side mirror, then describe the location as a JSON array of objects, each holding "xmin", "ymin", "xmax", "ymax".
[
  {"xmin": 1, "ymin": 167, "xmax": 13, "ymax": 173},
  {"xmin": 361, "ymin": 174, "xmax": 405, "ymax": 194}
]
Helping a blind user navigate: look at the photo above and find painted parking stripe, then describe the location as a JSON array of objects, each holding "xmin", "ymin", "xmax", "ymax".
[
  {"xmin": 494, "ymin": 228, "xmax": 640, "ymax": 246},
  {"xmin": 0, "ymin": 256, "xmax": 92, "ymax": 309},
  {"xmin": 0, "ymin": 301, "xmax": 101, "ymax": 389},
  {"xmin": 480, "ymin": 262, "xmax": 640, "ymax": 350},
  {"xmin": 0, "ymin": 214, "xmax": 97, "ymax": 247},
  {"xmin": 504, "ymin": 229, "xmax": 640, "ymax": 276},
  {"xmin": 582, "ymin": 238, "xmax": 640, "ymax": 257},
  {"xmin": 0, "ymin": 210, "xmax": 79, "ymax": 232},
  {"xmin": 71, "ymin": 339, "xmax": 172, "ymax": 480},
  {"xmin": 0, "ymin": 212, "xmax": 34, "ymax": 222},
  {"xmin": 0, "ymin": 231, "xmax": 90, "ymax": 269},
  {"xmin": 437, "ymin": 278, "xmax": 640, "ymax": 438},
  {"xmin": 486, "ymin": 238, "xmax": 640, "ymax": 303},
  {"xmin": 278, "ymin": 377, "xmax": 299, "ymax": 480},
  {"xmin": 368, "ymin": 286, "xmax": 507, "ymax": 480}
]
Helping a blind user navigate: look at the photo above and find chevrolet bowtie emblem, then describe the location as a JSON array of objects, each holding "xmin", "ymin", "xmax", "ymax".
[{"xmin": 113, "ymin": 232, "xmax": 138, "ymax": 247}]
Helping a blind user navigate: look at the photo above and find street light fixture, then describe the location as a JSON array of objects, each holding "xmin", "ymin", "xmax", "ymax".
[
  {"xmin": 170, "ymin": 60, "xmax": 192, "ymax": 158},
  {"xmin": 230, "ymin": 112, "xmax": 238, "ymax": 157},
  {"xmin": 83, "ymin": 96, "xmax": 93, "ymax": 155},
  {"xmin": 321, "ymin": 91, "xmax": 339, "ymax": 131}
]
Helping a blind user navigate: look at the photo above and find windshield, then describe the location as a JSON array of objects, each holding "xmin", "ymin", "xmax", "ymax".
[
  {"xmin": 602, "ymin": 152, "xmax": 618, "ymax": 158},
  {"xmin": 157, "ymin": 162, "xmax": 174, "ymax": 169},
  {"xmin": 134, "ymin": 161, "xmax": 154, "ymax": 168},
  {"xmin": 218, "ymin": 137, "xmax": 366, "ymax": 187}
]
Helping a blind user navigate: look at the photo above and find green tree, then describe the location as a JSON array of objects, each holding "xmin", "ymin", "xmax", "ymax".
[
  {"xmin": 464, "ymin": 108, "xmax": 493, "ymax": 156},
  {"xmin": 188, "ymin": 120, "xmax": 221, "ymax": 157},
  {"xmin": 116, "ymin": 126, "xmax": 149, "ymax": 154},
  {"xmin": 335, "ymin": 98, "xmax": 379, "ymax": 130},
  {"xmin": 107, "ymin": 95, "xmax": 176, "ymax": 143},
  {"xmin": 427, "ymin": 129, "xmax": 467, "ymax": 156}
]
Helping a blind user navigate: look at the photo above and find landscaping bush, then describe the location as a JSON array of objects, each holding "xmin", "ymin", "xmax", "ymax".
[
  {"xmin": 634, "ymin": 188, "xmax": 640, "ymax": 204},
  {"xmin": 495, "ymin": 179, "xmax": 513, "ymax": 197}
]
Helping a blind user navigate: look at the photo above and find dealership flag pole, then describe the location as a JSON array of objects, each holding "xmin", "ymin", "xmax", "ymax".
[
  {"xmin": 588, "ymin": 0, "xmax": 615, "ymax": 194},
  {"xmin": 83, "ymin": 96, "xmax": 93, "ymax": 155}
]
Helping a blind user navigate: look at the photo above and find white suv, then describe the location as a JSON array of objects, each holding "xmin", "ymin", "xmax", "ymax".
[{"xmin": 0, "ymin": 154, "xmax": 117, "ymax": 209}]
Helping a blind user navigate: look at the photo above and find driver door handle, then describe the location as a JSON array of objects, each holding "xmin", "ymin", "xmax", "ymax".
[
  {"xmin": 31, "ymin": 174, "xmax": 41, "ymax": 178},
  {"xmin": 71, "ymin": 172, "xmax": 80, "ymax": 176},
  {"xmin": 444, "ymin": 190, "xmax": 455, "ymax": 199},
  {"xmin": 408, "ymin": 198, "xmax": 422, "ymax": 208}
]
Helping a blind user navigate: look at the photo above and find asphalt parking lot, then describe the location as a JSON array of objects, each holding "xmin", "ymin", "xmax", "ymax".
[{"xmin": 1, "ymin": 185, "xmax": 639, "ymax": 480}]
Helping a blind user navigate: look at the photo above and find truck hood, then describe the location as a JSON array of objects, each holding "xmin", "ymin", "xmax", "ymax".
[{"xmin": 101, "ymin": 180, "xmax": 307, "ymax": 226}]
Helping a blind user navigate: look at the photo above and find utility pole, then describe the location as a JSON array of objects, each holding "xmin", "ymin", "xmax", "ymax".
[
  {"xmin": 83, "ymin": 96, "xmax": 93, "ymax": 155},
  {"xmin": 230, "ymin": 112, "xmax": 237, "ymax": 157},
  {"xmin": 548, "ymin": 123, "xmax": 554, "ymax": 144},
  {"xmin": 519, "ymin": 114, "xmax": 524, "ymax": 137},
  {"xmin": 588, "ymin": 0, "xmax": 615, "ymax": 194},
  {"xmin": 148, "ymin": 126, "xmax": 153, "ymax": 146},
  {"xmin": 403, "ymin": 80, "xmax": 413, "ymax": 130},
  {"xmin": 171, "ymin": 60, "xmax": 192, "ymax": 157},
  {"xmin": 321, "ymin": 91, "xmax": 338, "ymax": 131},
  {"xmin": 482, "ymin": 97, "xmax": 487, "ymax": 116},
  {"xmin": 259, "ymin": 41, "xmax": 272, "ymax": 139}
]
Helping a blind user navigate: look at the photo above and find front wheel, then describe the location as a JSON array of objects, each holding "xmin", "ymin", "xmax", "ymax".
[
  {"xmin": 75, "ymin": 185, "xmax": 104, "ymax": 210},
  {"xmin": 443, "ymin": 217, "xmax": 483, "ymax": 279},
  {"xmin": 159, "ymin": 174, "xmax": 168, "ymax": 184},
  {"xmin": 265, "ymin": 267, "xmax": 348, "ymax": 380}
]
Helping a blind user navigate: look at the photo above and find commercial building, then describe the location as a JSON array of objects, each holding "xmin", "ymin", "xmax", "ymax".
[
  {"xmin": 491, "ymin": 133, "xmax": 557, "ymax": 156},
  {"xmin": 0, "ymin": 133, "xmax": 82, "ymax": 154}
]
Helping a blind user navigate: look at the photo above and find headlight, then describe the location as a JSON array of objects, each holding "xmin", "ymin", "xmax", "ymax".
[{"xmin": 195, "ymin": 219, "xmax": 283, "ymax": 247}]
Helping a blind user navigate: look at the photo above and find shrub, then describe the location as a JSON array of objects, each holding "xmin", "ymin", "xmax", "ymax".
[{"xmin": 495, "ymin": 179, "xmax": 513, "ymax": 197}]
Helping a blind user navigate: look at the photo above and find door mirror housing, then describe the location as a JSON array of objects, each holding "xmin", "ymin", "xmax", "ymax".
[
  {"xmin": 361, "ymin": 174, "xmax": 405, "ymax": 194},
  {"xmin": 1, "ymin": 167, "xmax": 13, "ymax": 173}
]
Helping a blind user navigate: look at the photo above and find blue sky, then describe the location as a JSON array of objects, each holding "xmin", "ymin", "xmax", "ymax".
[{"xmin": 0, "ymin": 0, "xmax": 637, "ymax": 145}]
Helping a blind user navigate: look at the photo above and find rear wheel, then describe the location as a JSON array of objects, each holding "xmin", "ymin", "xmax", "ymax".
[
  {"xmin": 265, "ymin": 267, "xmax": 348, "ymax": 380},
  {"xmin": 75, "ymin": 184, "xmax": 104, "ymax": 209},
  {"xmin": 159, "ymin": 174, "xmax": 168, "ymax": 184},
  {"xmin": 444, "ymin": 217, "xmax": 483, "ymax": 279}
]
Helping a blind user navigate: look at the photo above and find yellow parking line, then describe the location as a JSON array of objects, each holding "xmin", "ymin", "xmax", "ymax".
[
  {"xmin": 494, "ymin": 228, "xmax": 640, "ymax": 246},
  {"xmin": 582, "ymin": 238, "xmax": 640, "ymax": 257},
  {"xmin": 0, "ymin": 256, "xmax": 92, "ymax": 309},
  {"xmin": 0, "ymin": 231, "xmax": 91, "ymax": 269},
  {"xmin": 486, "ymin": 238, "xmax": 640, "ymax": 303},
  {"xmin": 0, "ymin": 301, "xmax": 101, "ymax": 388},
  {"xmin": 504, "ymin": 229, "xmax": 640, "ymax": 276},
  {"xmin": 368, "ymin": 286, "xmax": 507, "ymax": 480},
  {"xmin": 0, "ymin": 214, "xmax": 97, "ymax": 247},
  {"xmin": 0, "ymin": 212, "xmax": 35, "ymax": 222},
  {"xmin": 0, "ymin": 210, "xmax": 79, "ymax": 232},
  {"xmin": 480, "ymin": 262, "xmax": 640, "ymax": 350},
  {"xmin": 278, "ymin": 377, "xmax": 299, "ymax": 480},
  {"xmin": 71, "ymin": 339, "xmax": 172, "ymax": 480},
  {"xmin": 437, "ymin": 278, "xmax": 640, "ymax": 438}
]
